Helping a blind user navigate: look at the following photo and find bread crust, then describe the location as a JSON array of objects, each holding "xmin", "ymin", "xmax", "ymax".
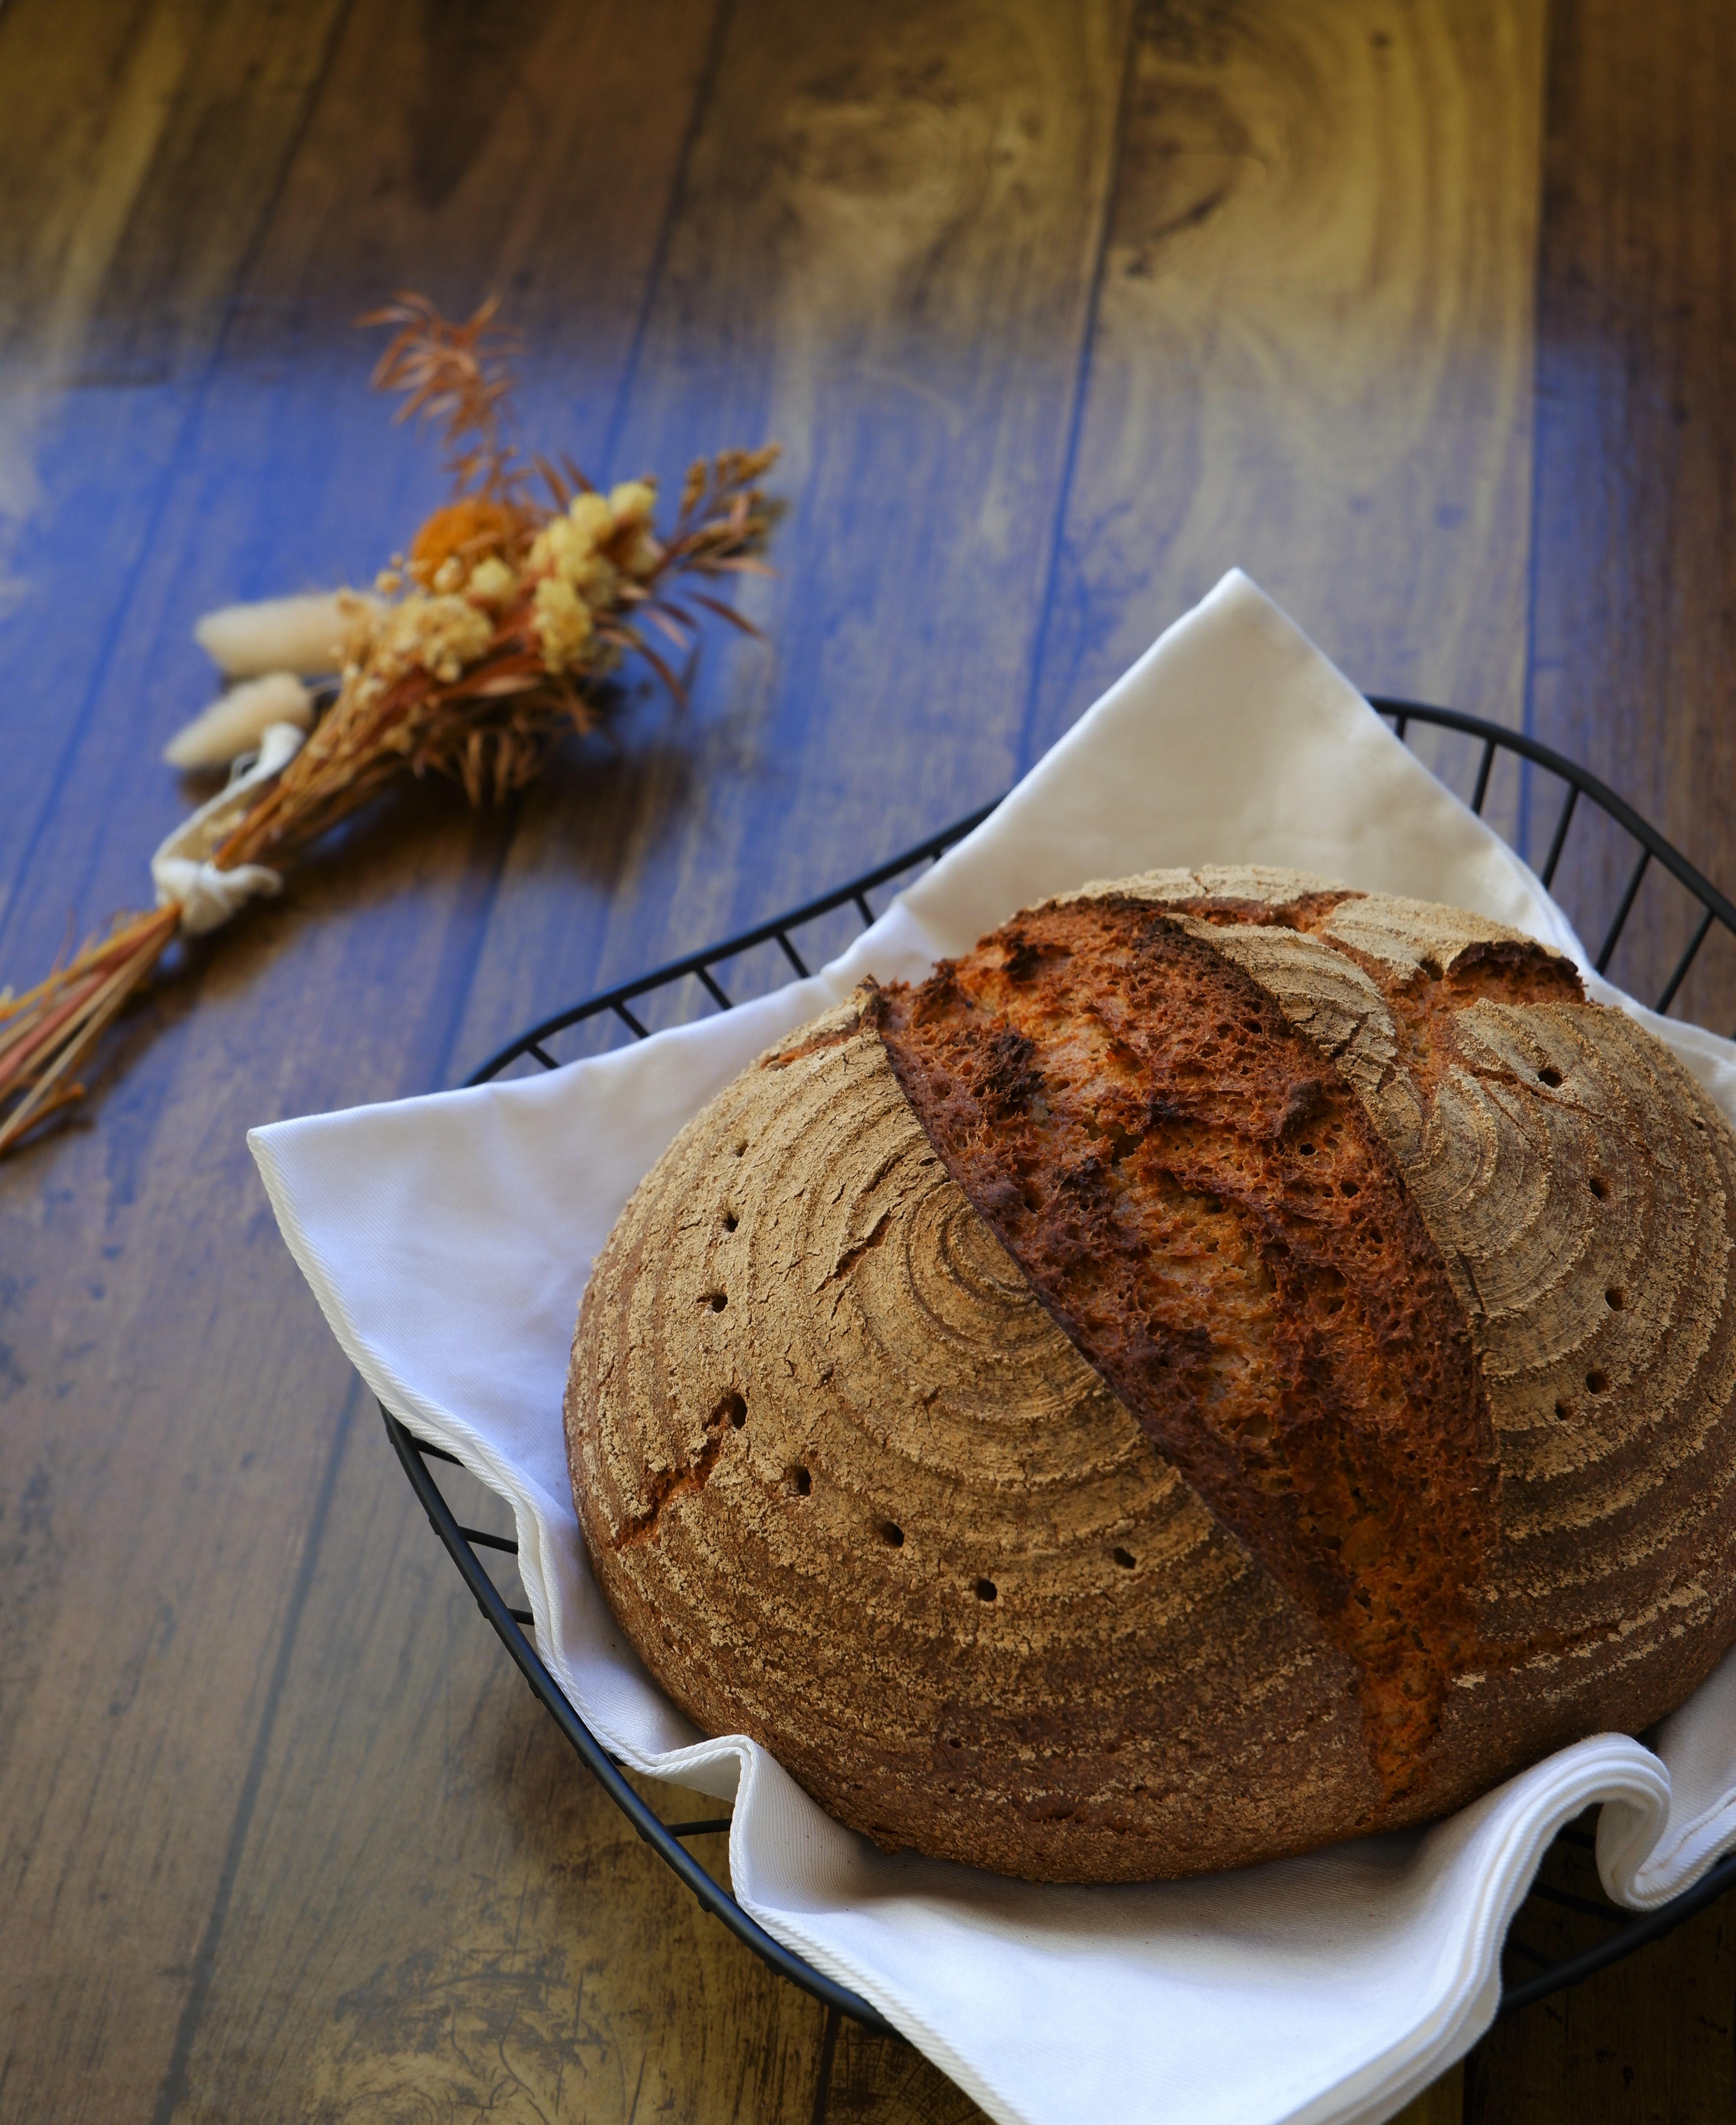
[
  {"xmin": 870, "ymin": 893, "xmax": 1496, "ymax": 1803},
  {"xmin": 566, "ymin": 868, "xmax": 1736, "ymax": 1880}
]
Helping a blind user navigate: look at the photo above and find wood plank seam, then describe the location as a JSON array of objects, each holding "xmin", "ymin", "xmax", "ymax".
[
  {"xmin": 1514, "ymin": 0, "xmax": 1563, "ymax": 880},
  {"xmin": 147, "ymin": 1380, "xmax": 362, "ymax": 2125},
  {"xmin": 1015, "ymin": 0, "xmax": 1143, "ymax": 776},
  {"xmin": 0, "ymin": 0, "xmax": 359, "ymax": 951},
  {"xmin": 601, "ymin": 0, "xmax": 735, "ymax": 481}
]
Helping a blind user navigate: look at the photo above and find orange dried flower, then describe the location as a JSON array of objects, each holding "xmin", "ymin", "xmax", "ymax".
[{"xmin": 408, "ymin": 497, "xmax": 520, "ymax": 586}]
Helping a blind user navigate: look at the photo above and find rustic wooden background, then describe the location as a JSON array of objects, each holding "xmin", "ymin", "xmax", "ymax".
[{"xmin": 3, "ymin": 0, "xmax": 1734, "ymax": 2119}]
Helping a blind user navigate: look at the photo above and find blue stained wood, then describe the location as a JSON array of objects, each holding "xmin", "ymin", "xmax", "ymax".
[
  {"xmin": 3, "ymin": 1, "xmax": 1733, "ymax": 2120},
  {"xmin": 453, "ymin": 0, "xmax": 1135, "ymax": 1076}
]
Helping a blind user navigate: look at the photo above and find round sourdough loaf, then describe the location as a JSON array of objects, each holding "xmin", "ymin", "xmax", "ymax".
[{"xmin": 565, "ymin": 867, "xmax": 1736, "ymax": 1881}]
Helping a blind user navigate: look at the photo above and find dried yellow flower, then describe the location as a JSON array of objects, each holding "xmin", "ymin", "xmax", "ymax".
[
  {"xmin": 528, "ymin": 514, "xmax": 590, "ymax": 579},
  {"xmin": 529, "ymin": 510, "xmax": 624, "ymax": 612},
  {"xmin": 532, "ymin": 576, "xmax": 594, "ymax": 672},
  {"xmin": 365, "ymin": 593, "xmax": 495, "ymax": 687},
  {"xmin": 608, "ymin": 480, "xmax": 656, "ymax": 524},
  {"xmin": 569, "ymin": 490, "xmax": 614, "ymax": 541},
  {"xmin": 417, "ymin": 594, "xmax": 494, "ymax": 681},
  {"xmin": 467, "ymin": 555, "xmax": 517, "ymax": 603}
]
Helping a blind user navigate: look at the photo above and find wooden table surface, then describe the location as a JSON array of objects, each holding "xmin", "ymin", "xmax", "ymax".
[{"xmin": 5, "ymin": 2, "xmax": 1735, "ymax": 2119}]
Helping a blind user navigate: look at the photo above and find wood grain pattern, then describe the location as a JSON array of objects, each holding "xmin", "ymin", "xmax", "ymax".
[
  {"xmin": 449, "ymin": 0, "xmax": 1135, "ymax": 1072},
  {"xmin": 0, "ymin": 3, "xmax": 724, "ymax": 2120},
  {"xmin": 1023, "ymin": 0, "xmax": 1547, "ymax": 843},
  {"xmin": 1526, "ymin": 0, "xmax": 1736, "ymax": 1040},
  {"xmin": 4, "ymin": 0, "xmax": 1731, "ymax": 2117},
  {"xmin": 0, "ymin": 11, "xmax": 358, "ymax": 2121},
  {"xmin": 1464, "ymin": 1820, "xmax": 1736, "ymax": 2123},
  {"xmin": 0, "ymin": 0, "xmax": 350, "ymax": 924},
  {"xmin": 161, "ymin": 1426, "xmax": 828, "ymax": 2125}
]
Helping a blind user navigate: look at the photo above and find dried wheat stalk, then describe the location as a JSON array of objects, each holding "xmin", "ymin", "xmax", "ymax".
[{"xmin": 0, "ymin": 296, "xmax": 776, "ymax": 1155}]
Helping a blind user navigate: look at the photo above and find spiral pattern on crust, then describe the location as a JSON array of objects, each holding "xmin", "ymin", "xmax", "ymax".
[
  {"xmin": 567, "ymin": 871, "xmax": 1736, "ymax": 1880},
  {"xmin": 1146, "ymin": 875, "xmax": 1736, "ymax": 1776},
  {"xmin": 568, "ymin": 999, "xmax": 1376, "ymax": 1881}
]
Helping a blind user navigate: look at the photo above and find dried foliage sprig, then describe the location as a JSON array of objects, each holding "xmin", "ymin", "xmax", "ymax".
[
  {"xmin": 0, "ymin": 296, "xmax": 777, "ymax": 1156},
  {"xmin": 361, "ymin": 292, "xmax": 526, "ymax": 501}
]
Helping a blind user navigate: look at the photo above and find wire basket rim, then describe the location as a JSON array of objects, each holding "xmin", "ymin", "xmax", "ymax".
[{"xmin": 393, "ymin": 695, "xmax": 1736, "ymax": 2033}]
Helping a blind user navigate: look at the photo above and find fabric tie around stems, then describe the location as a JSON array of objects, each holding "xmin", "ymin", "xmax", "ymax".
[{"xmin": 151, "ymin": 720, "xmax": 305, "ymax": 937}]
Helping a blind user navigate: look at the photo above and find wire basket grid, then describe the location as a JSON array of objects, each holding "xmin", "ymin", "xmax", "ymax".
[{"xmin": 387, "ymin": 697, "xmax": 1736, "ymax": 2034}]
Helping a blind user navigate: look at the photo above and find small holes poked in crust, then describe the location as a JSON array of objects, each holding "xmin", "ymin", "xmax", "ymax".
[
  {"xmin": 1537, "ymin": 1064, "xmax": 1564, "ymax": 1088},
  {"xmin": 703, "ymin": 1291, "xmax": 727, "ymax": 1312},
  {"xmin": 787, "ymin": 1464, "xmax": 812, "ymax": 1497},
  {"xmin": 1589, "ymin": 1174, "xmax": 1609, "ymax": 1201},
  {"xmin": 722, "ymin": 1209, "xmax": 740, "ymax": 1233},
  {"xmin": 974, "ymin": 1577, "xmax": 997, "ymax": 1602},
  {"xmin": 1585, "ymin": 1368, "xmax": 1609, "ymax": 1396},
  {"xmin": 1112, "ymin": 1546, "xmax": 1136, "ymax": 1569},
  {"xmin": 879, "ymin": 1522, "xmax": 904, "ymax": 1548}
]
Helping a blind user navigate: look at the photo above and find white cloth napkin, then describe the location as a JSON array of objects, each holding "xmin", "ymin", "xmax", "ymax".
[{"xmin": 251, "ymin": 570, "xmax": 1736, "ymax": 2125}]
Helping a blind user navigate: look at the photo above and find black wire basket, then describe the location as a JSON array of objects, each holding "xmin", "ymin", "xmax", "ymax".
[{"xmin": 383, "ymin": 697, "xmax": 1736, "ymax": 2041}]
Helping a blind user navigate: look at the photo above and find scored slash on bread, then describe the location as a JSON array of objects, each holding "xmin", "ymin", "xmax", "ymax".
[
  {"xmin": 869, "ymin": 889, "xmax": 1497, "ymax": 1809},
  {"xmin": 566, "ymin": 867, "xmax": 1736, "ymax": 1882}
]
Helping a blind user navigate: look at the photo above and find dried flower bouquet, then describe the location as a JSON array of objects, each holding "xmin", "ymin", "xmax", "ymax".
[{"xmin": 0, "ymin": 297, "xmax": 776, "ymax": 1155}]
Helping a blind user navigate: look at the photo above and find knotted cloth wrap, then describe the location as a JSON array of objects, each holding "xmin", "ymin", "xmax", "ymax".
[
  {"xmin": 250, "ymin": 572, "xmax": 1736, "ymax": 2125},
  {"xmin": 150, "ymin": 721, "xmax": 303, "ymax": 936}
]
